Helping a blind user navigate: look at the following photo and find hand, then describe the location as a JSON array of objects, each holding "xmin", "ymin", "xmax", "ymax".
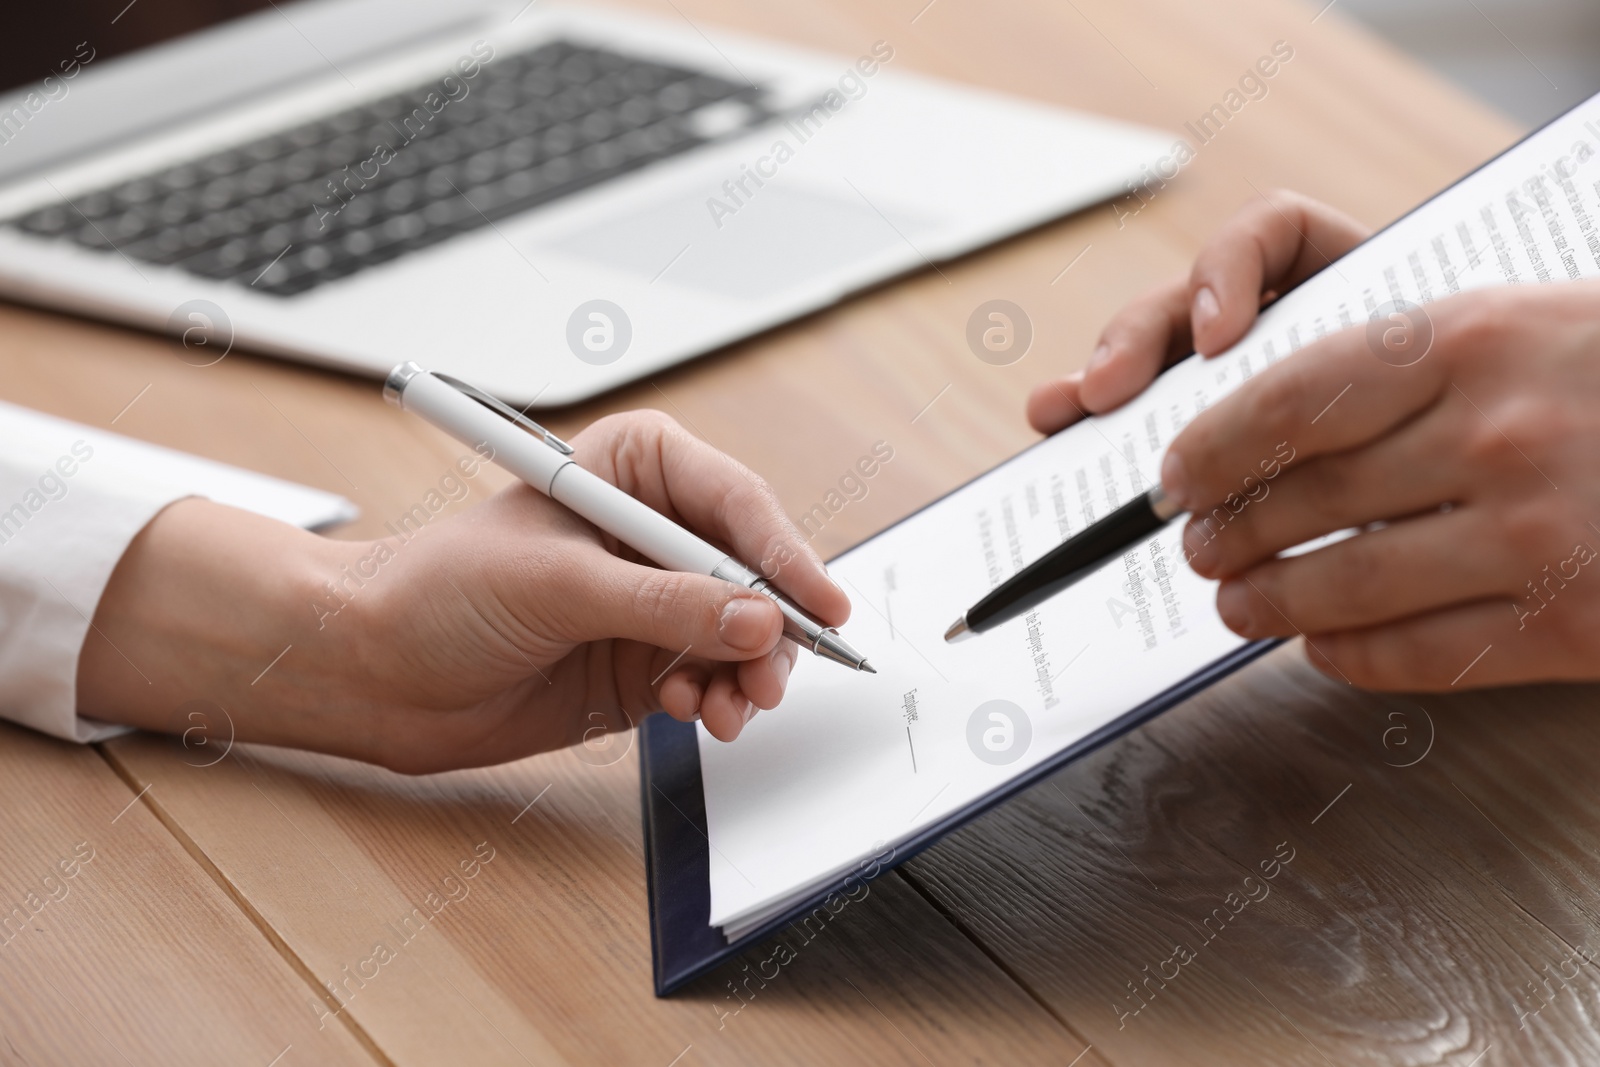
[
  {"xmin": 1026, "ymin": 190, "xmax": 1370, "ymax": 434},
  {"xmin": 78, "ymin": 411, "xmax": 849, "ymax": 772},
  {"xmin": 1161, "ymin": 281, "xmax": 1600, "ymax": 689}
]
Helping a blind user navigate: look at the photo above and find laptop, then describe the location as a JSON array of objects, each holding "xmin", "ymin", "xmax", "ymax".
[{"xmin": 0, "ymin": 1, "xmax": 1170, "ymax": 405}]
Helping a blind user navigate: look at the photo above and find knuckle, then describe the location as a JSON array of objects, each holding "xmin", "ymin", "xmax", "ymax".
[
  {"xmin": 638, "ymin": 571, "xmax": 700, "ymax": 634},
  {"xmin": 1444, "ymin": 289, "xmax": 1513, "ymax": 358},
  {"xmin": 716, "ymin": 470, "xmax": 779, "ymax": 534},
  {"xmin": 733, "ymin": 463, "xmax": 777, "ymax": 503},
  {"xmin": 1298, "ymin": 457, "xmax": 1356, "ymax": 526},
  {"xmin": 1103, "ymin": 289, "xmax": 1173, "ymax": 347},
  {"xmin": 1260, "ymin": 188, "xmax": 1307, "ymax": 226},
  {"xmin": 1188, "ymin": 501, "xmax": 1235, "ymax": 550},
  {"xmin": 1320, "ymin": 538, "xmax": 1385, "ymax": 619},
  {"xmin": 1317, "ymin": 633, "xmax": 1384, "ymax": 689},
  {"xmin": 1171, "ymin": 423, "xmax": 1219, "ymax": 486},
  {"xmin": 1187, "ymin": 512, "xmax": 1235, "ymax": 573},
  {"xmin": 1277, "ymin": 581, "xmax": 1322, "ymax": 636},
  {"xmin": 1217, "ymin": 500, "xmax": 1273, "ymax": 565},
  {"xmin": 1236, "ymin": 192, "xmax": 1283, "ymax": 230},
  {"xmin": 1460, "ymin": 418, "xmax": 1510, "ymax": 469},
  {"xmin": 1498, "ymin": 500, "xmax": 1561, "ymax": 560},
  {"xmin": 1264, "ymin": 187, "xmax": 1304, "ymax": 210},
  {"xmin": 1495, "ymin": 395, "xmax": 1570, "ymax": 465},
  {"xmin": 1461, "ymin": 394, "xmax": 1567, "ymax": 476},
  {"xmin": 592, "ymin": 409, "xmax": 656, "ymax": 441},
  {"xmin": 1243, "ymin": 370, "xmax": 1308, "ymax": 448},
  {"xmin": 751, "ymin": 528, "xmax": 800, "ymax": 579},
  {"xmin": 1243, "ymin": 189, "xmax": 1303, "ymax": 238},
  {"xmin": 605, "ymin": 408, "xmax": 681, "ymax": 457},
  {"xmin": 630, "ymin": 408, "xmax": 679, "ymax": 433}
]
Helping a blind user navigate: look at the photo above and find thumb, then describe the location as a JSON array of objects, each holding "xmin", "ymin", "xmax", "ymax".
[{"xmin": 558, "ymin": 557, "xmax": 785, "ymax": 661}]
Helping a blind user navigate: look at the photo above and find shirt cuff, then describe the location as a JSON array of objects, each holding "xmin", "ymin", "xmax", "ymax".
[{"xmin": 0, "ymin": 459, "xmax": 190, "ymax": 743}]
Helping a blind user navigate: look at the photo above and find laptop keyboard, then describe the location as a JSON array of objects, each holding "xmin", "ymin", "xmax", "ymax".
[{"xmin": 6, "ymin": 40, "xmax": 770, "ymax": 296}]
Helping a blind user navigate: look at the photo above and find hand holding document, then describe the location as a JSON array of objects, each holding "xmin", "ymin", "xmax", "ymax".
[{"xmin": 692, "ymin": 92, "xmax": 1600, "ymax": 944}]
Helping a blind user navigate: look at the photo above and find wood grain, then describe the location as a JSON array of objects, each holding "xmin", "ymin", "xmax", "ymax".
[
  {"xmin": 102, "ymin": 734, "xmax": 1099, "ymax": 1065},
  {"xmin": 901, "ymin": 650, "xmax": 1600, "ymax": 1066},
  {"xmin": 0, "ymin": 723, "xmax": 375, "ymax": 1066},
  {"xmin": 0, "ymin": 0, "xmax": 1558, "ymax": 1062}
]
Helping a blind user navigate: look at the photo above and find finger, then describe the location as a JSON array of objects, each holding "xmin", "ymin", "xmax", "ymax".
[
  {"xmin": 659, "ymin": 661, "xmax": 710, "ymax": 722},
  {"xmin": 577, "ymin": 411, "xmax": 851, "ymax": 627},
  {"xmin": 555, "ymin": 553, "xmax": 784, "ymax": 661},
  {"xmin": 1214, "ymin": 507, "xmax": 1516, "ymax": 638},
  {"xmin": 1079, "ymin": 276, "xmax": 1193, "ymax": 413},
  {"xmin": 1026, "ymin": 371, "xmax": 1088, "ymax": 434},
  {"xmin": 739, "ymin": 640, "xmax": 798, "ymax": 711},
  {"xmin": 699, "ymin": 665, "xmax": 753, "ymax": 741},
  {"xmin": 1162, "ymin": 296, "xmax": 1475, "ymax": 515},
  {"xmin": 1302, "ymin": 598, "xmax": 1552, "ymax": 691},
  {"xmin": 1183, "ymin": 402, "xmax": 1466, "ymax": 578},
  {"xmin": 1189, "ymin": 191, "xmax": 1370, "ymax": 355}
]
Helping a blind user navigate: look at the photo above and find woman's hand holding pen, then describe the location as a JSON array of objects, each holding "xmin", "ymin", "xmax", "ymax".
[
  {"xmin": 1030, "ymin": 189, "xmax": 1600, "ymax": 689},
  {"xmin": 78, "ymin": 410, "xmax": 849, "ymax": 772}
]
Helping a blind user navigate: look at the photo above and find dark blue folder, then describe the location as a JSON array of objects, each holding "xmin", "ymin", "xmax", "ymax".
[{"xmin": 640, "ymin": 637, "xmax": 1276, "ymax": 995}]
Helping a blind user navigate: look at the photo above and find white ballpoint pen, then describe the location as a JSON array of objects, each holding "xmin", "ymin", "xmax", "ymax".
[{"xmin": 384, "ymin": 363, "xmax": 874, "ymax": 672}]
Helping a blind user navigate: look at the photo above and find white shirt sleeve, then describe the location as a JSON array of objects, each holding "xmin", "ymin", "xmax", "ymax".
[{"xmin": 0, "ymin": 443, "xmax": 188, "ymax": 743}]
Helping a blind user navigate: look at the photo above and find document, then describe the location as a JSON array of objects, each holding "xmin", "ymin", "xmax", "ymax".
[{"xmin": 699, "ymin": 94, "xmax": 1600, "ymax": 939}]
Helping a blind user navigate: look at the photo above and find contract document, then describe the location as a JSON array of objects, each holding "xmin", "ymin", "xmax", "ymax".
[{"xmin": 694, "ymin": 92, "xmax": 1600, "ymax": 941}]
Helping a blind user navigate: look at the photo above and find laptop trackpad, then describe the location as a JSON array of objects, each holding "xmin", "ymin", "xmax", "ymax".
[{"xmin": 543, "ymin": 186, "xmax": 919, "ymax": 300}]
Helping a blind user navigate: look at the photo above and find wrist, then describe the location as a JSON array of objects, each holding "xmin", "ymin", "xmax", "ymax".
[{"xmin": 77, "ymin": 498, "xmax": 382, "ymax": 759}]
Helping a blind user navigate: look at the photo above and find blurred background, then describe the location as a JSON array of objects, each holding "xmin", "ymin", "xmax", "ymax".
[
  {"xmin": 1342, "ymin": 0, "xmax": 1600, "ymax": 127},
  {"xmin": 10, "ymin": 1, "xmax": 1598, "ymax": 130}
]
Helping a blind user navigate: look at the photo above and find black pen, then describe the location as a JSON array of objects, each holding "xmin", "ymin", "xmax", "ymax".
[{"xmin": 943, "ymin": 486, "xmax": 1186, "ymax": 642}]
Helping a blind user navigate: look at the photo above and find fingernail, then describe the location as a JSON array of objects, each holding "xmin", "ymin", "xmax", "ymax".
[
  {"xmin": 1086, "ymin": 343, "xmax": 1112, "ymax": 374},
  {"xmin": 1216, "ymin": 580, "xmax": 1254, "ymax": 636},
  {"xmin": 1182, "ymin": 521, "xmax": 1216, "ymax": 574},
  {"xmin": 1063, "ymin": 369, "xmax": 1085, "ymax": 389},
  {"xmin": 1193, "ymin": 286, "xmax": 1220, "ymax": 329},
  {"xmin": 1161, "ymin": 450, "xmax": 1190, "ymax": 511},
  {"xmin": 739, "ymin": 697, "xmax": 755, "ymax": 725},
  {"xmin": 719, "ymin": 598, "xmax": 770, "ymax": 653},
  {"xmin": 691, "ymin": 710, "xmax": 702, "ymax": 722}
]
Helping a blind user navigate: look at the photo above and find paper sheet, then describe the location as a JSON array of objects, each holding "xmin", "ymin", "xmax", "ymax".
[{"xmin": 701, "ymin": 93, "xmax": 1600, "ymax": 938}]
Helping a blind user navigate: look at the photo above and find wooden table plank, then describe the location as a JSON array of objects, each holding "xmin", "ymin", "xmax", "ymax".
[
  {"xmin": 900, "ymin": 653, "xmax": 1600, "ymax": 1066},
  {"xmin": 102, "ymin": 735, "xmax": 1103, "ymax": 1065},
  {"xmin": 0, "ymin": 723, "xmax": 375, "ymax": 1066}
]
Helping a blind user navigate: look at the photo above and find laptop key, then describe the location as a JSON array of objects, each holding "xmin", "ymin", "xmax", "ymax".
[
  {"xmin": 17, "ymin": 204, "xmax": 71, "ymax": 235},
  {"xmin": 4, "ymin": 39, "xmax": 770, "ymax": 295}
]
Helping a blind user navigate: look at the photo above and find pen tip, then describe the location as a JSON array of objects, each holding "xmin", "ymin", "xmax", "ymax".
[
  {"xmin": 943, "ymin": 616, "xmax": 971, "ymax": 643},
  {"xmin": 859, "ymin": 660, "xmax": 876, "ymax": 674}
]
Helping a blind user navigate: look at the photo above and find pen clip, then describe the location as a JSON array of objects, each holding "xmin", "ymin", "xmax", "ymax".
[{"xmin": 431, "ymin": 372, "xmax": 575, "ymax": 455}]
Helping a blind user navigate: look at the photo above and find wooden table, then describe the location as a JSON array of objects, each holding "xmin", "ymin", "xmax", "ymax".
[{"xmin": 5, "ymin": 0, "xmax": 1583, "ymax": 1063}]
